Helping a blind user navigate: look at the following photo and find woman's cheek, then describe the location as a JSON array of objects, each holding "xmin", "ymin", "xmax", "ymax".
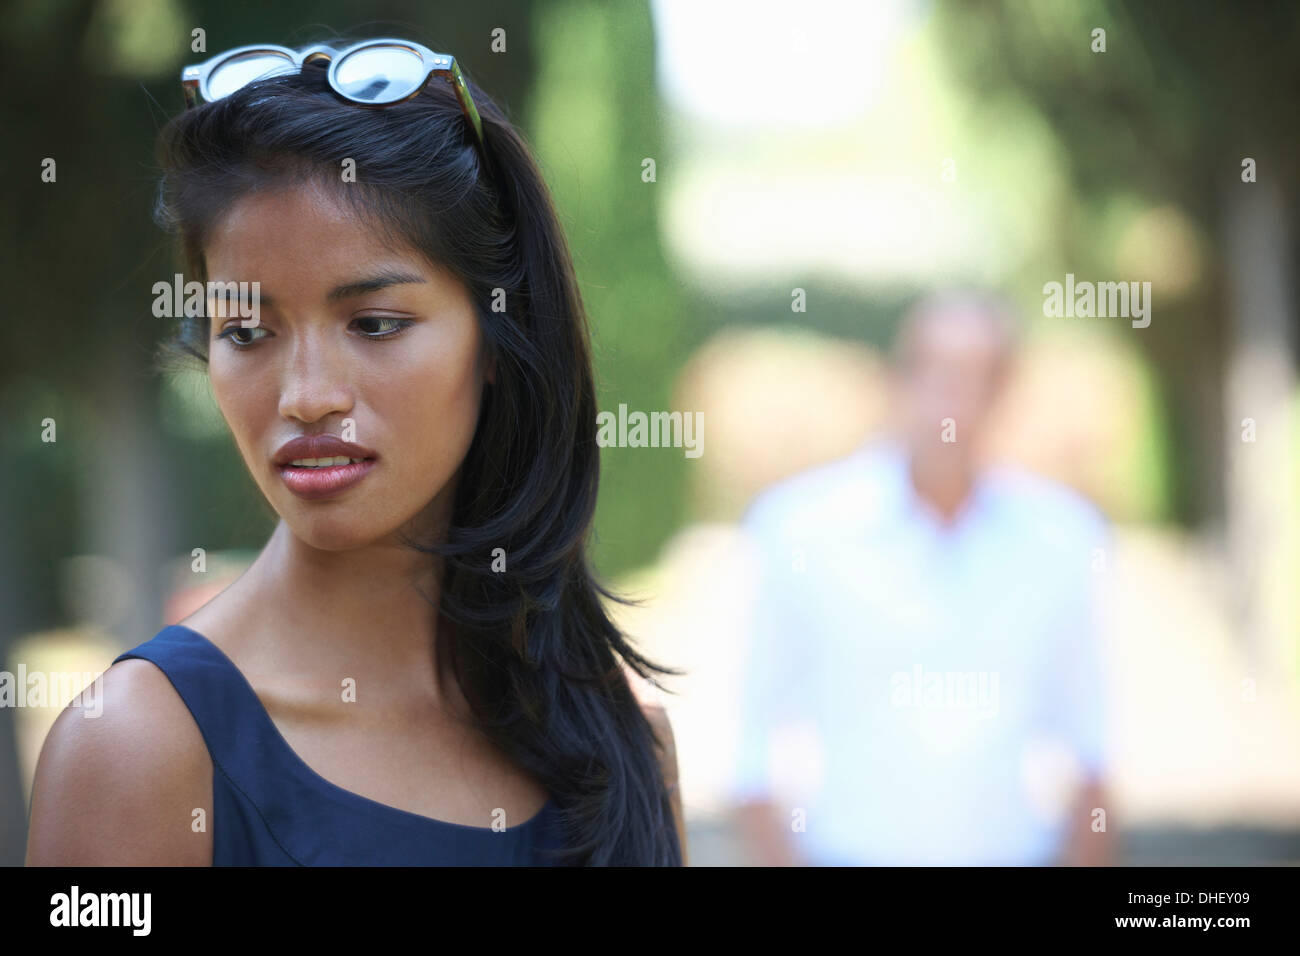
[
  {"xmin": 208, "ymin": 360, "xmax": 246, "ymax": 429},
  {"xmin": 212, "ymin": 372, "xmax": 272, "ymax": 482}
]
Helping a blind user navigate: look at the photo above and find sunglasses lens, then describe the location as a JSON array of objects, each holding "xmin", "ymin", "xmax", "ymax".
[
  {"xmin": 334, "ymin": 46, "xmax": 426, "ymax": 103},
  {"xmin": 207, "ymin": 51, "xmax": 296, "ymax": 99}
]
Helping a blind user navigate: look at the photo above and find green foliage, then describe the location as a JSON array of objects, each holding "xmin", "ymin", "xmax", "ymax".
[{"xmin": 529, "ymin": 0, "xmax": 688, "ymax": 576}]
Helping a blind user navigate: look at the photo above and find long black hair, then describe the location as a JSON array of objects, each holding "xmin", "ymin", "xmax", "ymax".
[{"xmin": 152, "ymin": 39, "xmax": 683, "ymax": 865}]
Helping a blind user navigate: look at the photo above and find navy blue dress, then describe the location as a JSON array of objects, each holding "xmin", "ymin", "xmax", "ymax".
[{"xmin": 112, "ymin": 624, "xmax": 571, "ymax": 865}]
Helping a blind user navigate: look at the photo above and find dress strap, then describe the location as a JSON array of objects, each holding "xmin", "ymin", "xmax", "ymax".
[{"xmin": 111, "ymin": 624, "xmax": 289, "ymax": 809}]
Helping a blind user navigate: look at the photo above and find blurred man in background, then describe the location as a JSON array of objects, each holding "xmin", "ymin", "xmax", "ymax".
[{"xmin": 728, "ymin": 291, "xmax": 1116, "ymax": 865}]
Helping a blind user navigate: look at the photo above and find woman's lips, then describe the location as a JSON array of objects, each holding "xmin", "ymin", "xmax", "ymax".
[{"xmin": 277, "ymin": 459, "xmax": 376, "ymax": 500}]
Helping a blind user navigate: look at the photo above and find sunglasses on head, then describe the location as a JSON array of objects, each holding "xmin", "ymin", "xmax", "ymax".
[{"xmin": 181, "ymin": 38, "xmax": 488, "ymax": 161}]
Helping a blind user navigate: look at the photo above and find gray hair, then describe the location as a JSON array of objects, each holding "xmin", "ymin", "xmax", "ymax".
[{"xmin": 891, "ymin": 289, "xmax": 1022, "ymax": 372}]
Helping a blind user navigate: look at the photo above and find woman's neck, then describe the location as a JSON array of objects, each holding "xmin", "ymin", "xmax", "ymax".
[{"xmin": 211, "ymin": 518, "xmax": 456, "ymax": 710}]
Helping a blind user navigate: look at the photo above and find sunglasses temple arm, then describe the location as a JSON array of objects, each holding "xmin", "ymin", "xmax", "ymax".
[{"xmin": 447, "ymin": 64, "xmax": 487, "ymax": 155}]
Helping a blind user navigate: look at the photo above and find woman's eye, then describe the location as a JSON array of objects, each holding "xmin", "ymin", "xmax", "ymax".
[
  {"xmin": 215, "ymin": 317, "xmax": 411, "ymax": 350},
  {"xmin": 216, "ymin": 325, "xmax": 269, "ymax": 349},
  {"xmin": 352, "ymin": 316, "xmax": 412, "ymax": 338}
]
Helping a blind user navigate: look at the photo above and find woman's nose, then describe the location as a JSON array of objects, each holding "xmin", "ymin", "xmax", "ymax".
[{"xmin": 276, "ymin": 330, "xmax": 354, "ymax": 424}]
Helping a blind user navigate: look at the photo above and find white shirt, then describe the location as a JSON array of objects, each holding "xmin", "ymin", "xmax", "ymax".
[{"xmin": 727, "ymin": 437, "xmax": 1111, "ymax": 865}]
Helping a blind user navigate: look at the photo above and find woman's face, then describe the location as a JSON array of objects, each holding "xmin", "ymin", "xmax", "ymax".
[{"xmin": 204, "ymin": 181, "xmax": 491, "ymax": 551}]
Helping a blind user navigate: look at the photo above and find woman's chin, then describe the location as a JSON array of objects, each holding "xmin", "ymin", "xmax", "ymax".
[{"xmin": 279, "ymin": 514, "xmax": 390, "ymax": 552}]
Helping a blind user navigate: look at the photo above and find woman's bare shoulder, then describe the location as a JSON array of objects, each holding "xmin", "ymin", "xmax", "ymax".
[
  {"xmin": 621, "ymin": 663, "xmax": 676, "ymax": 768},
  {"xmin": 621, "ymin": 662, "xmax": 687, "ymax": 861},
  {"xmin": 25, "ymin": 656, "xmax": 213, "ymax": 866}
]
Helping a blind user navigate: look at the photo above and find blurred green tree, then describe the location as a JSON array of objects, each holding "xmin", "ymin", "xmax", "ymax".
[{"xmin": 931, "ymin": 0, "xmax": 1299, "ymax": 672}]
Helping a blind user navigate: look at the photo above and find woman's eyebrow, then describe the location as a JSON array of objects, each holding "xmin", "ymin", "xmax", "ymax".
[{"xmin": 326, "ymin": 270, "xmax": 427, "ymax": 301}]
